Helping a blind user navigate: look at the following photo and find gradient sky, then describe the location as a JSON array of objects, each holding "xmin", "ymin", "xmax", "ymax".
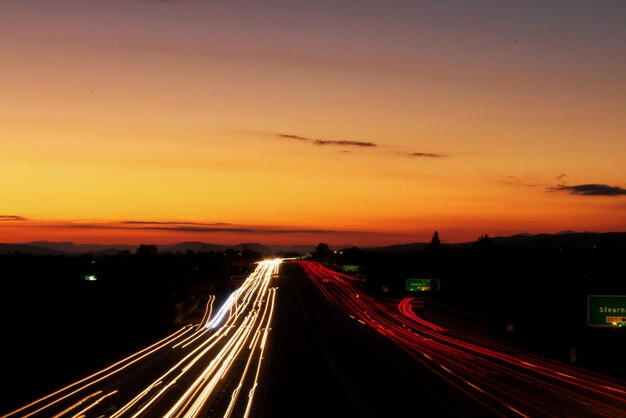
[{"xmin": 1, "ymin": 0, "xmax": 625, "ymax": 246}]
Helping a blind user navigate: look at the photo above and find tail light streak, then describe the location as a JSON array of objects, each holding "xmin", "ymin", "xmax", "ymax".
[{"xmin": 297, "ymin": 260, "xmax": 626, "ymax": 417}]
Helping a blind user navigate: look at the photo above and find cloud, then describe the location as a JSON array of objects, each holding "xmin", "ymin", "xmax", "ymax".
[
  {"xmin": 497, "ymin": 175, "xmax": 546, "ymax": 188},
  {"xmin": 551, "ymin": 184, "xmax": 626, "ymax": 196},
  {"xmin": 154, "ymin": 226, "xmax": 349, "ymax": 234},
  {"xmin": 277, "ymin": 133, "xmax": 309, "ymax": 142},
  {"xmin": 277, "ymin": 132, "xmax": 452, "ymax": 157},
  {"xmin": 556, "ymin": 173, "xmax": 566, "ymax": 180},
  {"xmin": 276, "ymin": 133, "xmax": 377, "ymax": 148},
  {"xmin": 122, "ymin": 220, "xmax": 232, "ymax": 226},
  {"xmin": 0, "ymin": 215, "xmax": 26, "ymax": 221},
  {"xmin": 409, "ymin": 152, "xmax": 445, "ymax": 158},
  {"xmin": 313, "ymin": 139, "xmax": 376, "ymax": 147},
  {"xmin": 59, "ymin": 221, "xmax": 375, "ymax": 235}
]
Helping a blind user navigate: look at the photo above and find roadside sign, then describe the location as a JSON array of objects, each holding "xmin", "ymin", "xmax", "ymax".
[
  {"xmin": 588, "ymin": 295, "xmax": 626, "ymax": 327},
  {"xmin": 406, "ymin": 279, "xmax": 431, "ymax": 291},
  {"xmin": 342, "ymin": 265, "xmax": 360, "ymax": 273}
]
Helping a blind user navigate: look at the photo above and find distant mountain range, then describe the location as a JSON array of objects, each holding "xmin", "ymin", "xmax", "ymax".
[
  {"xmin": 0, "ymin": 232, "xmax": 624, "ymax": 255},
  {"xmin": 0, "ymin": 243, "xmax": 70, "ymax": 256},
  {"xmin": 0, "ymin": 241, "xmax": 278, "ymax": 256},
  {"xmin": 488, "ymin": 231, "xmax": 626, "ymax": 250}
]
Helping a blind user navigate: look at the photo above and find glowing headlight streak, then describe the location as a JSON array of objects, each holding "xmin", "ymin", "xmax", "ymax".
[
  {"xmin": 243, "ymin": 292, "xmax": 277, "ymax": 418},
  {"xmin": 162, "ymin": 260, "xmax": 281, "ymax": 418},
  {"xmin": 110, "ymin": 328, "xmax": 232, "ymax": 418},
  {"xmin": 4, "ymin": 260, "xmax": 284, "ymax": 418},
  {"xmin": 297, "ymin": 260, "xmax": 626, "ymax": 417},
  {"xmin": 113, "ymin": 262, "xmax": 279, "ymax": 417},
  {"xmin": 70, "ymin": 390, "xmax": 119, "ymax": 417},
  {"xmin": 50, "ymin": 391, "xmax": 103, "ymax": 418},
  {"xmin": 178, "ymin": 313, "xmax": 258, "ymax": 416},
  {"xmin": 172, "ymin": 296, "xmax": 218, "ymax": 349},
  {"xmin": 206, "ymin": 291, "xmax": 240, "ymax": 330},
  {"xmin": 198, "ymin": 295, "xmax": 216, "ymax": 328},
  {"xmin": 1, "ymin": 325, "xmax": 197, "ymax": 418},
  {"xmin": 225, "ymin": 287, "xmax": 278, "ymax": 418}
]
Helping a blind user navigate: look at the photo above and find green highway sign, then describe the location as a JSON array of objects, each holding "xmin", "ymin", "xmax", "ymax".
[
  {"xmin": 588, "ymin": 295, "xmax": 626, "ymax": 327},
  {"xmin": 406, "ymin": 278, "xmax": 431, "ymax": 292},
  {"xmin": 342, "ymin": 265, "xmax": 360, "ymax": 273}
]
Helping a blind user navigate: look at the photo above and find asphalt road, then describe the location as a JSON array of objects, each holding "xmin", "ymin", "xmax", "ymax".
[
  {"xmin": 259, "ymin": 261, "xmax": 486, "ymax": 418},
  {"xmin": 5, "ymin": 259, "xmax": 626, "ymax": 417},
  {"xmin": 294, "ymin": 260, "xmax": 626, "ymax": 418},
  {"xmin": 1, "ymin": 260, "xmax": 281, "ymax": 418},
  {"xmin": 1, "ymin": 260, "xmax": 485, "ymax": 418}
]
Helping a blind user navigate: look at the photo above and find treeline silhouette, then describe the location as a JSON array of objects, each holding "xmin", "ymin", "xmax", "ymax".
[{"xmin": 0, "ymin": 246, "xmax": 261, "ymax": 409}]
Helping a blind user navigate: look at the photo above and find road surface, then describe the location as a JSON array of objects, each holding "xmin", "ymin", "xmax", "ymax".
[
  {"xmin": 4, "ymin": 259, "xmax": 626, "ymax": 417},
  {"xmin": 296, "ymin": 260, "xmax": 626, "ymax": 417},
  {"xmin": 1, "ymin": 259, "xmax": 281, "ymax": 418}
]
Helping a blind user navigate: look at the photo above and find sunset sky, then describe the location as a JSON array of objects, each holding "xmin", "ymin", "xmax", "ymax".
[{"xmin": 1, "ymin": 1, "xmax": 625, "ymax": 247}]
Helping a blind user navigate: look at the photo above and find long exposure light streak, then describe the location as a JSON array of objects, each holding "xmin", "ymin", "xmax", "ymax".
[
  {"xmin": 2, "ymin": 259, "xmax": 282, "ymax": 418},
  {"xmin": 297, "ymin": 260, "xmax": 626, "ymax": 417}
]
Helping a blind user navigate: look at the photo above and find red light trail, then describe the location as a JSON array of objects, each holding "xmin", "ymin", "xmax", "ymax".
[{"xmin": 297, "ymin": 260, "xmax": 626, "ymax": 417}]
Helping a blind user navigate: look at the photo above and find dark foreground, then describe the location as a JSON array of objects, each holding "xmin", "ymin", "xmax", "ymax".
[{"xmin": 3, "ymin": 259, "xmax": 626, "ymax": 417}]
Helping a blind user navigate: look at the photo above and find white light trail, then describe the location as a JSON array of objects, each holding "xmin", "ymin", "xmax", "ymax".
[{"xmin": 3, "ymin": 258, "xmax": 283, "ymax": 418}]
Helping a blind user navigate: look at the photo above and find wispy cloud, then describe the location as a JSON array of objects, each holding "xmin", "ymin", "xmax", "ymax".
[
  {"xmin": 408, "ymin": 152, "xmax": 445, "ymax": 158},
  {"xmin": 498, "ymin": 175, "xmax": 546, "ymax": 188},
  {"xmin": 276, "ymin": 132, "xmax": 453, "ymax": 159},
  {"xmin": 0, "ymin": 215, "xmax": 26, "ymax": 221},
  {"xmin": 556, "ymin": 173, "xmax": 567, "ymax": 180},
  {"xmin": 58, "ymin": 221, "xmax": 375, "ymax": 235},
  {"xmin": 0, "ymin": 216, "xmax": 378, "ymax": 236},
  {"xmin": 122, "ymin": 220, "xmax": 232, "ymax": 226},
  {"xmin": 314, "ymin": 139, "xmax": 376, "ymax": 147},
  {"xmin": 551, "ymin": 183, "xmax": 626, "ymax": 196},
  {"xmin": 277, "ymin": 133, "xmax": 309, "ymax": 142},
  {"xmin": 277, "ymin": 133, "xmax": 377, "ymax": 148}
]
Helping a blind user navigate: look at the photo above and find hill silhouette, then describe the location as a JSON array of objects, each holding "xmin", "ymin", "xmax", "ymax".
[
  {"xmin": 363, "ymin": 232, "xmax": 626, "ymax": 252},
  {"xmin": 0, "ymin": 232, "xmax": 624, "ymax": 255}
]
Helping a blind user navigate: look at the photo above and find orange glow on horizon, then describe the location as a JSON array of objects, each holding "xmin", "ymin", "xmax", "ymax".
[{"xmin": 1, "ymin": 2, "xmax": 625, "ymax": 247}]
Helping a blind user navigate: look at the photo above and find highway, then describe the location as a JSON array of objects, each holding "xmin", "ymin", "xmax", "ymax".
[
  {"xmin": 260, "ymin": 260, "xmax": 484, "ymax": 417},
  {"xmin": 1, "ymin": 259, "xmax": 281, "ymax": 418},
  {"xmin": 4, "ymin": 258, "xmax": 626, "ymax": 417},
  {"xmin": 297, "ymin": 260, "xmax": 626, "ymax": 417}
]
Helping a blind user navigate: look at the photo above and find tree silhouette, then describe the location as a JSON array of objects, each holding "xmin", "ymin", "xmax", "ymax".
[
  {"xmin": 137, "ymin": 244, "xmax": 158, "ymax": 256},
  {"xmin": 476, "ymin": 234, "xmax": 492, "ymax": 250},
  {"xmin": 429, "ymin": 231, "xmax": 441, "ymax": 250},
  {"xmin": 314, "ymin": 243, "xmax": 332, "ymax": 260}
]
